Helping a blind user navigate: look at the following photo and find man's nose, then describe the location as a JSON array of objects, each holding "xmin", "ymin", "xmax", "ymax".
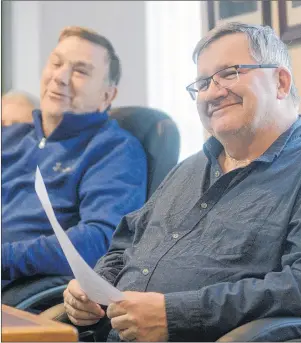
[
  {"xmin": 54, "ymin": 66, "xmax": 71, "ymax": 86},
  {"xmin": 201, "ymin": 79, "xmax": 228, "ymax": 102}
]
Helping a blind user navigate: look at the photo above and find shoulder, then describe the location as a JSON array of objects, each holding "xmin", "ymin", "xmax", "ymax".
[
  {"xmin": 2, "ymin": 122, "xmax": 34, "ymax": 136},
  {"xmin": 281, "ymin": 123, "xmax": 301, "ymax": 165},
  {"xmin": 150, "ymin": 150, "xmax": 207, "ymax": 194},
  {"xmin": 89, "ymin": 118, "xmax": 146, "ymax": 160},
  {"xmin": 2, "ymin": 123, "xmax": 34, "ymax": 147},
  {"xmin": 168, "ymin": 150, "xmax": 207, "ymax": 180}
]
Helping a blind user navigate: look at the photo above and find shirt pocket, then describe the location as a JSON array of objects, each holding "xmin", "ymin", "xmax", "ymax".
[{"xmin": 200, "ymin": 202, "xmax": 273, "ymax": 259}]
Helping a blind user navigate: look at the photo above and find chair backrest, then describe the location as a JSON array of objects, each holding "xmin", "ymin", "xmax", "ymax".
[{"xmin": 110, "ymin": 106, "xmax": 180, "ymax": 198}]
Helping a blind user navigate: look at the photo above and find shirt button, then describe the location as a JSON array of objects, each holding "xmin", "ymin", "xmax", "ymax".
[
  {"xmin": 201, "ymin": 202, "xmax": 208, "ymax": 209},
  {"xmin": 215, "ymin": 170, "xmax": 220, "ymax": 178},
  {"xmin": 142, "ymin": 268, "xmax": 149, "ymax": 275},
  {"xmin": 172, "ymin": 233, "xmax": 179, "ymax": 239}
]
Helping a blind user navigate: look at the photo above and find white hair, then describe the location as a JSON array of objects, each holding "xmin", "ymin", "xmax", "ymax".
[{"xmin": 193, "ymin": 22, "xmax": 300, "ymax": 108}]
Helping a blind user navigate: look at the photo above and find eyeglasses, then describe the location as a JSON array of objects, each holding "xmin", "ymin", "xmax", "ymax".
[{"xmin": 186, "ymin": 64, "xmax": 279, "ymax": 100}]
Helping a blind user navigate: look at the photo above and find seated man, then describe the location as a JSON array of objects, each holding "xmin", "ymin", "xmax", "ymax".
[
  {"xmin": 2, "ymin": 90, "xmax": 38, "ymax": 126},
  {"xmin": 63, "ymin": 22, "xmax": 301, "ymax": 342},
  {"xmin": 2, "ymin": 27, "xmax": 147, "ymax": 289}
]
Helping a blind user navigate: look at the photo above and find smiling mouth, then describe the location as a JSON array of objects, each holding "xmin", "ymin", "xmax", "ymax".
[
  {"xmin": 49, "ymin": 91, "xmax": 67, "ymax": 97},
  {"xmin": 209, "ymin": 103, "xmax": 240, "ymax": 116},
  {"xmin": 49, "ymin": 91, "xmax": 68, "ymax": 99}
]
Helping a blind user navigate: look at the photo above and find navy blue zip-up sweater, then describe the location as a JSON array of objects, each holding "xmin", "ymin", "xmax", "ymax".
[{"xmin": 2, "ymin": 110, "xmax": 147, "ymax": 285}]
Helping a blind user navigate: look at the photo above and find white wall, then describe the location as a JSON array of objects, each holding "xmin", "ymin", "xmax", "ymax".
[
  {"xmin": 146, "ymin": 1, "xmax": 204, "ymax": 160},
  {"xmin": 8, "ymin": 1, "xmax": 148, "ymax": 107},
  {"xmin": 7, "ymin": 1, "xmax": 205, "ymax": 159},
  {"xmin": 11, "ymin": 1, "xmax": 41, "ymax": 97},
  {"xmin": 2, "ymin": 1, "xmax": 13, "ymax": 93}
]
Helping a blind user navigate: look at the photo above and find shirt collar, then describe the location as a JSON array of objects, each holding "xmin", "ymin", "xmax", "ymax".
[
  {"xmin": 203, "ymin": 115, "xmax": 301, "ymax": 164},
  {"xmin": 203, "ymin": 136, "xmax": 223, "ymax": 163},
  {"xmin": 33, "ymin": 109, "xmax": 109, "ymax": 141}
]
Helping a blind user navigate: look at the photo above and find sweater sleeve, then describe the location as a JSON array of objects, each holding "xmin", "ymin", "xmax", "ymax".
[{"xmin": 2, "ymin": 138, "xmax": 147, "ymax": 282}]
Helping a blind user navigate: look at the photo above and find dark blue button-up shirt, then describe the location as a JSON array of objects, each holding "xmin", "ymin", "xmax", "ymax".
[{"xmin": 95, "ymin": 116, "xmax": 301, "ymax": 341}]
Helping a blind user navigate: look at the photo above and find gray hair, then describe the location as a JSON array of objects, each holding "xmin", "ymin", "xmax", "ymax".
[
  {"xmin": 193, "ymin": 22, "xmax": 300, "ymax": 108},
  {"xmin": 3, "ymin": 90, "xmax": 40, "ymax": 109}
]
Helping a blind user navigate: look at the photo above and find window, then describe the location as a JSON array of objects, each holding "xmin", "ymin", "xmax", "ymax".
[{"xmin": 146, "ymin": 1, "xmax": 204, "ymax": 161}]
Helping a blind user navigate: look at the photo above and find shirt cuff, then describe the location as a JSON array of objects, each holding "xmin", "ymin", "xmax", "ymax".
[{"xmin": 164, "ymin": 290, "xmax": 202, "ymax": 341}]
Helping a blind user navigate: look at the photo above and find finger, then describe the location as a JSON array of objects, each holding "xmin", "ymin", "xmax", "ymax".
[
  {"xmin": 65, "ymin": 290, "xmax": 104, "ymax": 317},
  {"xmin": 65, "ymin": 285, "xmax": 104, "ymax": 316},
  {"xmin": 67, "ymin": 313, "xmax": 101, "ymax": 327},
  {"xmin": 111, "ymin": 314, "xmax": 132, "ymax": 331},
  {"xmin": 107, "ymin": 303, "xmax": 127, "ymax": 319},
  {"xmin": 68, "ymin": 279, "xmax": 88, "ymax": 302},
  {"xmin": 65, "ymin": 289, "xmax": 85, "ymax": 311},
  {"xmin": 119, "ymin": 328, "xmax": 137, "ymax": 342},
  {"xmin": 64, "ymin": 302, "xmax": 103, "ymax": 321}
]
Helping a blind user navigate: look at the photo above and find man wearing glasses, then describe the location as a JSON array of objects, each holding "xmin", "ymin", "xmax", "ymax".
[{"xmin": 63, "ymin": 22, "xmax": 301, "ymax": 342}]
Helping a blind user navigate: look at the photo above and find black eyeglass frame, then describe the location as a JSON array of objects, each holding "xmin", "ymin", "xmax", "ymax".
[{"xmin": 186, "ymin": 64, "xmax": 279, "ymax": 100}]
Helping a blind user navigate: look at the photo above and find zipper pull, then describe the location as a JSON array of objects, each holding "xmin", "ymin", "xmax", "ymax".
[{"xmin": 38, "ymin": 137, "xmax": 46, "ymax": 149}]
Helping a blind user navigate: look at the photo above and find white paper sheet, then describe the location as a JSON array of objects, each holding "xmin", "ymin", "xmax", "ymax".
[{"xmin": 35, "ymin": 166, "xmax": 124, "ymax": 305}]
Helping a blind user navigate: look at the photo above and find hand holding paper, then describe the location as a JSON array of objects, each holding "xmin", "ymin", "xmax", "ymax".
[{"xmin": 35, "ymin": 166, "xmax": 124, "ymax": 305}]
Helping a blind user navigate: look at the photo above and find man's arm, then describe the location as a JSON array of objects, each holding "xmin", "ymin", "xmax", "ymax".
[
  {"xmin": 164, "ymin": 196, "xmax": 301, "ymax": 341},
  {"xmin": 93, "ymin": 158, "xmax": 187, "ymax": 285},
  {"xmin": 93, "ymin": 215, "xmax": 137, "ymax": 285},
  {"xmin": 2, "ymin": 139, "xmax": 147, "ymax": 282},
  {"xmin": 63, "ymin": 160, "xmax": 186, "ymax": 329},
  {"xmin": 94, "ymin": 177, "xmax": 167, "ymax": 284}
]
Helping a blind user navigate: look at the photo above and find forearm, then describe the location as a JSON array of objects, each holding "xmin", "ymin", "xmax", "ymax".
[
  {"xmin": 2, "ymin": 223, "xmax": 113, "ymax": 281},
  {"xmin": 164, "ymin": 264, "xmax": 301, "ymax": 341}
]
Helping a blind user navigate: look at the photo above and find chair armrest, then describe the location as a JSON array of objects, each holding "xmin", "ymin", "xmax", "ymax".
[
  {"xmin": 39, "ymin": 303, "xmax": 112, "ymax": 341},
  {"xmin": 39, "ymin": 303, "xmax": 70, "ymax": 323},
  {"xmin": 217, "ymin": 317, "xmax": 301, "ymax": 342}
]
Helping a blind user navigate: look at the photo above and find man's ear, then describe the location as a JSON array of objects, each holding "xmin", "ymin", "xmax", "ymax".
[
  {"xmin": 276, "ymin": 67, "xmax": 292, "ymax": 100},
  {"xmin": 99, "ymin": 86, "xmax": 118, "ymax": 112}
]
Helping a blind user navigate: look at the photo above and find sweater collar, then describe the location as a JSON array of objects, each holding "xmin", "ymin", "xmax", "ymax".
[{"xmin": 33, "ymin": 109, "xmax": 109, "ymax": 141}]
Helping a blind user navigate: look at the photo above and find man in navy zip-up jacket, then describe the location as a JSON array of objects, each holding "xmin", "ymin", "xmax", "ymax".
[{"xmin": 2, "ymin": 26, "xmax": 147, "ymax": 288}]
